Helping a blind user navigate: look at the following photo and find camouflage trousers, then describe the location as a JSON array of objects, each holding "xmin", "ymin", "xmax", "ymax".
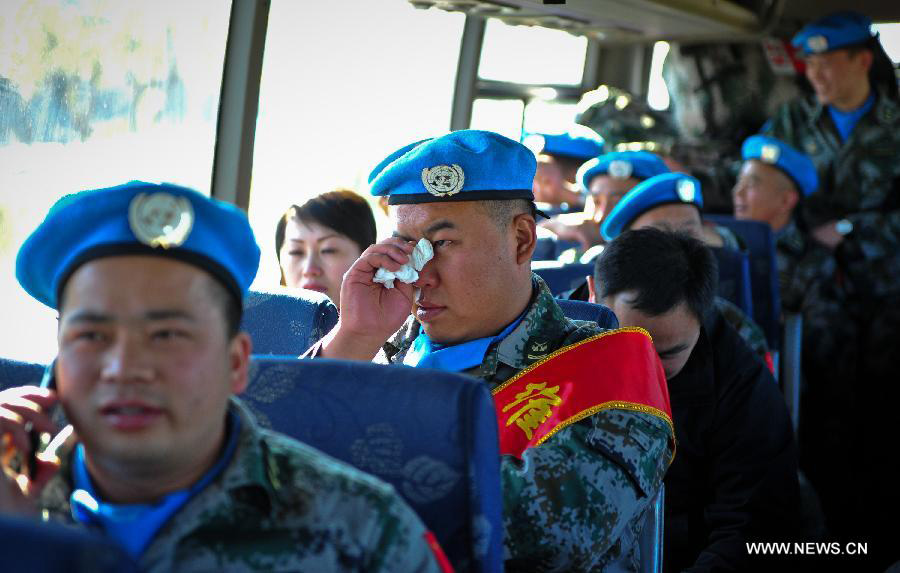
[{"xmin": 798, "ymin": 285, "xmax": 900, "ymax": 569}]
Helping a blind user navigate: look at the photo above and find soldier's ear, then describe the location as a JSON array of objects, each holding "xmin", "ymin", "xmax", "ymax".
[
  {"xmin": 228, "ymin": 332, "xmax": 252, "ymax": 395},
  {"xmin": 513, "ymin": 212, "xmax": 537, "ymax": 265}
]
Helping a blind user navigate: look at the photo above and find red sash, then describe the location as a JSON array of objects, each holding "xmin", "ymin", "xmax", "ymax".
[{"xmin": 491, "ymin": 327, "xmax": 673, "ymax": 458}]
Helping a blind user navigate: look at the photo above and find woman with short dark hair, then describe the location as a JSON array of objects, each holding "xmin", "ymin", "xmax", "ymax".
[{"xmin": 275, "ymin": 190, "xmax": 377, "ymax": 307}]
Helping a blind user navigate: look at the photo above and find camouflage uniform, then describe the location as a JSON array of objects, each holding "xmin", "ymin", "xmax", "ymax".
[
  {"xmin": 379, "ymin": 275, "xmax": 675, "ymax": 572},
  {"xmin": 38, "ymin": 399, "xmax": 443, "ymax": 573},
  {"xmin": 764, "ymin": 91, "xmax": 900, "ymax": 559},
  {"xmin": 714, "ymin": 297, "xmax": 769, "ymax": 360}
]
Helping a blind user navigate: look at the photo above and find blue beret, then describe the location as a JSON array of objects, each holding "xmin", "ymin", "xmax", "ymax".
[
  {"xmin": 576, "ymin": 151, "xmax": 670, "ymax": 192},
  {"xmin": 792, "ymin": 11, "xmax": 874, "ymax": 56},
  {"xmin": 369, "ymin": 130, "xmax": 537, "ymax": 204},
  {"xmin": 741, "ymin": 135, "xmax": 819, "ymax": 197},
  {"xmin": 522, "ymin": 125, "xmax": 605, "ymax": 161},
  {"xmin": 600, "ymin": 172, "xmax": 703, "ymax": 241},
  {"xmin": 16, "ymin": 181, "xmax": 260, "ymax": 309}
]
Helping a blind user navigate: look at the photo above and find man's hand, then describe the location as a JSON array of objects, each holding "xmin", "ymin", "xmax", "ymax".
[
  {"xmin": 0, "ymin": 386, "xmax": 66, "ymax": 514},
  {"xmin": 811, "ymin": 221, "xmax": 845, "ymax": 250},
  {"xmin": 321, "ymin": 238, "xmax": 418, "ymax": 361}
]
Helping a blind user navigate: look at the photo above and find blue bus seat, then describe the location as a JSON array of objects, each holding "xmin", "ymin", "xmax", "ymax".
[
  {"xmin": 532, "ymin": 262, "xmax": 595, "ymax": 295},
  {"xmin": 242, "ymin": 356, "xmax": 504, "ymax": 573},
  {"xmin": 639, "ymin": 486, "xmax": 665, "ymax": 573},
  {"xmin": 0, "ymin": 515, "xmax": 139, "ymax": 572},
  {"xmin": 556, "ymin": 298, "xmax": 619, "ymax": 329},
  {"xmin": 533, "ymin": 236, "xmax": 580, "ymax": 261},
  {"xmin": 241, "ymin": 288, "xmax": 338, "ymax": 355},
  {"xmin": 0, "ymin": 357, "xmax": 45, "ymax": 392},
  {"xmin": 781, "ymin": 312, "xmax": 802, "ymax": 431},
  {"xmin": 705, "ymin": 215, "xmax": 781, "ymax": 349},
  {"xmin": 710, "ymin": 247, "xmax": 754, "ymax": 318}
]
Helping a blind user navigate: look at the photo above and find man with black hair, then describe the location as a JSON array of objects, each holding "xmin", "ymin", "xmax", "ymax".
[{"xmin": 587, "ymin": 227, "xmax": 799, "ymax": 572}]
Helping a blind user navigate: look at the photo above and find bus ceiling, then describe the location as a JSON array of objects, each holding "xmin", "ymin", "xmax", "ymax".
[{"xmin": 409, "ymin": 0, "xmax": 900, "ymax": 43}]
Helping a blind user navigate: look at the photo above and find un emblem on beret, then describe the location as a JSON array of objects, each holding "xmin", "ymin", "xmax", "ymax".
[
  {"xmin": 421, "ymin": 164, "xmax": 465, "ymax": 197},
  {"xmin": 676, "ymin": 178, "xmax": 696, "ymax": 203},
  {"xmin": 128, "ymin": 192, "xmax": 194, "ymax": 249},
  {"xmin": 607, "ymin": 160, "xmax": 633, "ymax": 179},
  {"xmin": 807, "ymin": 35, "xmax": 828, "ymax": 53},
  {"xmin": 761, "ymin": 144, "xmax": 780, "ymax": 164}
]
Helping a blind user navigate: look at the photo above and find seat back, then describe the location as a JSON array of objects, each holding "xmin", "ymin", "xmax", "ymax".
[
  {"xmin": 242, "ymin": 357, "xmax": 504, "ymax": 573},
  {"xmin": 639, "ymin": 486, "xmax": 665, "ymax": 573},
  {"xmin": 0, "ymin": 515, "xmax": 139, "ymax": 572},
  {"xmin": 532, "ymin": 262, "xmax": 595, "ymax": 295},
  {"xmin": 710, "ymin": 247, "xmax": 754, "ymax": 318},
  {"xmin": 556, "ymin": 299, "xmax": 619, "ymax": 329},
  {"xmin": 533, "ymin": 236, "xmax": 581, "ymax": 261},
  {"xmin": 0, "ymin": 357, "xmax": 45, "ymax": 392},
  {"xmin": 241, "ymin": 288, "xmax": 338, "ymax": 355},
  {"xmin": 705, "ymin": 215, "xmax": 781, "ymax": 348}
]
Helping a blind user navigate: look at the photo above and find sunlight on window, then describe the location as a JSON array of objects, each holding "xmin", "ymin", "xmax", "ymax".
[
  {"xmin": 647, "ymin": 41, "xmax": 670, "ymax": 111},
  {"xmin": 470, "ymin": 98, "xmax": 525, "ymax": 141},
  {"xmin": 250, "ymin": 1, "xmax": 464, "ymax": 288},
  {"xmin": 0, "ymin": 0, "xmax": 230, "ymax": 363},
  {"xmin": 478, "ymin": 18, "xmax": 586, "ymax": 85},
  {"xmin": 873, "ymin": 23, "xmax": 900, "ymax": 63},
  {"xmin": 523, "ymin": 100, "xmax": 578, "ymax": 135}
]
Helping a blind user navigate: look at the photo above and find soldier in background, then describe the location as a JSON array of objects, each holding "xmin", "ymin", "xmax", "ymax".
[
  {"xmin": 524, "ymin": 125, "xmax": 605, "ymax": 212},
  {"xmin": 762, "ymin": 12, "xmax": 900, "ymax": 568},
  {"xmin": 540, "ymin": 150, "xmax": 669, "ymax": 253},
  {"xmin": 0, "ymin": 182, "xmax": 446, "ymax": 572}
]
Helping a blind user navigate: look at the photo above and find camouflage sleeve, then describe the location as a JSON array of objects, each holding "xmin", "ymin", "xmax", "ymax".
[
  {"xmin": 366, "ymin": 492, "xmax": 444, "ymax": 573},
  {"xmin": 500, "ymin": 409, "xmax": 673, "ymax": 571}
]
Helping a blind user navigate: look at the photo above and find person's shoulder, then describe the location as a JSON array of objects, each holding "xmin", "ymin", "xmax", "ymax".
[{"xmin": 706, "ymin": 309, "xmax": 780, "ymax": 400}]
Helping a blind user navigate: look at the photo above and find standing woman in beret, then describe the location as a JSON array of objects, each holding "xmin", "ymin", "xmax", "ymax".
[{"xmin": 275, "ymin": 190, "xmax": 377, "ymax": 308}]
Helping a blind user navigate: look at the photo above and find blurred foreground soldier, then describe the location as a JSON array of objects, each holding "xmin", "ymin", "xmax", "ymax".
[
  {"xmin": 764, "ymin": 13, "xmax": 900, "ymax": 563},
  {"xmin": 0, "ymin": 182, "xmax": 446, "ymax": 572},
  {"xmin": 587, "ymin": 228, "xmax": 799, "ymax": 572},
  {"xmin": 541, "ymin": 150, "xmax": 669, "ymax": 251},
  {"xmin": 312, "ymin": 130, "xmax": 675, "ymax": 571},
  {"xmin": 524, "ymin": 125, "xmax": 604, "ymax": 210},
  {"xmin": 588, "ymin": 172, "xmax": 770, "ymax": 360}
]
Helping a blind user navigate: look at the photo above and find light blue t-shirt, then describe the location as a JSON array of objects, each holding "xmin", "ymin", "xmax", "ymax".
[
  {"xmin": 828, "ymin": 93, "xmax": 875, "ymax": 142},
  {"xmin": 70, "ymin": 412, "xmax": 241, "ymax": 558},
  {"xmin": 403, "ymin": 311, "xmax": 526, "ymax": 372}
]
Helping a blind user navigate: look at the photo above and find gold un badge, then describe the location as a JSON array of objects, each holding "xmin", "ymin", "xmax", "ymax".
[
  {"xmin": 421, "ymin": 164, "xmax": 465, "ymax": 197},
  {"xmin": 128, "ymin": 192, "xmax": 194, "ymax": 249}
]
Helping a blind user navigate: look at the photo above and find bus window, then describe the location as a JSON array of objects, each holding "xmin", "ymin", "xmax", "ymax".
[
  {"xmin": 522, "ymin": 99, "xmax": 579, "ymax": 134},
  {"xmin": 249, "ymin": 0, "xmax": 463, "ymax": 288},
  {"xmin": 647, "ymin": 41, "xmax": 671, "ymax": 111},
  {"xmin": 0, "ymin": 0, "xmax": 231, "ymax": 363},
  {"xmin": 478, "ymin": 18, "xmax": 586, "ymax": 86},
  {"xmin": 872, "ymin": 22, "xmax": 900, "ymax": 62},
  {"xmin": 470, "ymin": 98, "xmax": 525, "ymax": 140}
]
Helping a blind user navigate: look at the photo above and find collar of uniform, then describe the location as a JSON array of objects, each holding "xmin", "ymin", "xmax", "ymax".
[
  {"xmin": 489, "ymin": 275, "xmax": 569, "ymax": 373},
  {"xmin": 382, "ymin": 274, "xmax": 570, "ymax": 378}
]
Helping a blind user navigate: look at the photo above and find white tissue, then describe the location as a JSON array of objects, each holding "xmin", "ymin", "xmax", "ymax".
[{"xmin": 373, "ymin": 238, "xmax": 434, "ymax": 289}]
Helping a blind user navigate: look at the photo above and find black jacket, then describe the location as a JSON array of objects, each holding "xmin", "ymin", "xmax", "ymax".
[{"xmin": 664, "ymin": 310, "xmax": 799, "ymax": 572}]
